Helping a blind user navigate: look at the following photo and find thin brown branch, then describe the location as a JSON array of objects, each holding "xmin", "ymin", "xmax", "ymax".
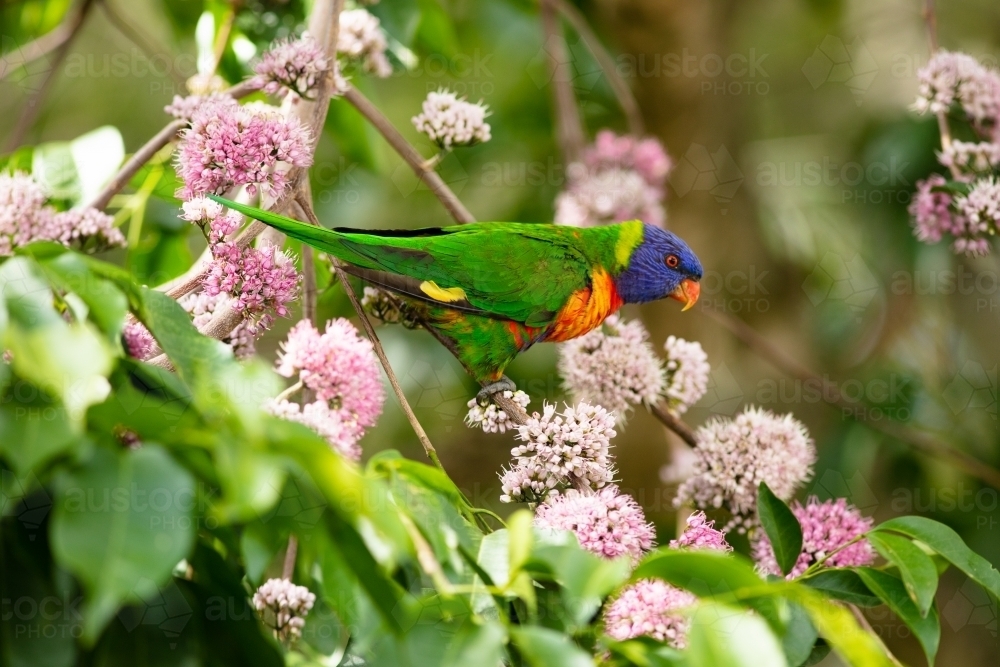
[
  {"xmin": 650, "ymin": 401, "xmax": 698, "ymax": 448},
  {"xmin": 98, "ymin": 0, "xmax": 186, "ymax": 87},
  {"xmin": 0, "ymin": 0, "xmax": 93, "ymax": 81},
  {"xmin": 342, "ymin": 85, "xmax": 475, "ymax": 224},
  {"xmin": 552, "ymin": 0, "xmax": 644, "ymax": 135},
  {"xmin": 4, "ymin": 0, "xmax": 97, "ymax": 152},
  {"xmin": 703, "ymin": 308, "xmax": 1000, "ymax": 490},
  {"xmin": 282, "ymin": 535, "xmax": 298, "ymax": 580},
  {"xmin": 540, "ymin": 0, "xmax": 585, "ymax": 162}
]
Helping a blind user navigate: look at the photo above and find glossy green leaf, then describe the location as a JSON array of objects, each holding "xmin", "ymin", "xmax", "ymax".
[
  {"xmin": 867, "ymin": 531, "xmax": 939, "ymax": 617},
  {"xmin": 50, "ymin": 445, "xmax": 196, "ymax": 642},
  {"xmin": 856, "ymin": 567, "xmax": 940, "ymax": 666},
  {"xmin": 800, "ymin": 568, "xmax": 880, "ymax": 607},
  {"xmin": 874, "ymin": 516, "xmax": 1000, "ymax": 601},
  {"xmin": 686, "ymin": 602, "xmax": 788, "ymax": 667},
  {"xmin": 511, "ymin": 626, "xmax": 594, "ymax": 667},
  {"xmin": 757, "ymin": 482, "xmax": 803, "ymax": 576},
  {"xmin": 784, "ymin": 585, "xmax": 895, "ymax": 667},
  {"xmin": 440, "ymin": 621, "xmax": 506, "ymax": 667},
  {"xmin": 779, "ymin": 602, "xmax": 818, "ymax": 667}
]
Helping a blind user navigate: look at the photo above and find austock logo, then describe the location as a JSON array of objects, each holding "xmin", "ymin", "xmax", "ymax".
[
  {"xmin": 118, "ymin": 578, "xmax": 193, "ymax": 649},
  {"xmin": 942, "ymin": 361, "xmax": 998, "ymax": 421},
  {"xmin": 802, "ymin": 36, "xmax": 878, "ymax": 105},
  {"xmin": 669, "ymin": 144, "xmax": 744, "ymax": 214},
  {"xmin": 943, "ymin": 578, "xmax": 998, "ymax": 637},
  {"xmin": 528, "ymin": 33, "xmax": 601, "ymax": 93},
  {"xmin": 802, "ymin": 252, "xmax": 880, "ymax": 318},
  {"xmin": 692, "ymin": 362, "xmax": 744, "ymax": 416},
  {"xmin": 0, "ymin": 470, "xmax": 52, "ymax": 541}
]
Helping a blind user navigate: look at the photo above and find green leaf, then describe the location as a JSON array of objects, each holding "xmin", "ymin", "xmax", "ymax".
[
  {"xmin": 0, "ymin": 382, "xmax": 79, "ymax": 475},
  {"xmin": 441, "ymin": 621, "xmax": 507, "ymax": 667},
  {"xmin": 856, "ymin": 568, "xmax": 940, "ymax": 666},
  {"xmin": 779, "ymin": 602, "xmax": 818, "ymax": 667},
  {"xmin": 785, "ymin": 585, "xmax": 895, "ymax": 667},
  {"xmin": 874, "ymin": 516, "xmax": 1000, "ymax": 601},
  {"xmin": 801, "ymin": 569, "xmax": 880, "ymax": 607},
  {"xmin": 757, "ymin": 482, "xmax": 803, "ymax": 576},
  {"xmin": 686, "ymin": 602, "xmax": 788, "ymax": 667},
  {"xmin": 510, "ymin": 626, "xmax": 595, "ymax": 667},
  {"xmin": 31, "ymin": 126, "xmax": 124, "ymax": 205},
  {"xmin": 37, "ymin": 252, "xmax": 128, "ymax": 342},
  {"xmin": 867, "ymin": 532, "xmax": 939, "ymax": 618},
  {"xmin": 50, "ymin": 445, "xmax": 196, "ymax": 642},
  {"xmin": 416, "ymin": 0, "xmax": 459, "ymax": 57}
]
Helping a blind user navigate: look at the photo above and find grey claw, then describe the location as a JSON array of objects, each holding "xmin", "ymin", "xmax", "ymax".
[{"xmin": 476, "ymin": 376, "xmax": 516, "ymax": 407}]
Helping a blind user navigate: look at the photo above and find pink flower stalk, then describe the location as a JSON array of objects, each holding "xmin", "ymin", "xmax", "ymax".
[
  {"xmin": 914, "ymin": 51, "xmax": 1000, "ymax": 138},
  {"xmin": 252, "ymin": 578, "xmax": 315, "ymax": 642},
  {"xmin": 338, "ymin": 9, "xmax": 392, "ymax": 77},
  {"xmin": 555, "ymin": 167, "xmax": 665, "ymax": 227},
  {"xmin": 499, "ymin": 402, "xmax": 616, "ymax": 503},
  {"xmin": 669, "ymin": 511, "xmax": 732, "ymax": 552},
  {"xmin": 164, "ymin": 93, "xmax": 230, "ymax": 121},
  {"xmin": 557, "ymin": 315, "xmax": 664, "ymax": 416},
  {"xmin": 412, "ymin": 90, "xmax": 492, "ymax": 149},
  {"xmin": 675, "ymin": 405, "xmax": 815, "ymax": 532},
  {"xmin": 1, "ymin": 172, "xmax": 124, "ymax": 255},
  {"xmin": 466, "ymin": 390, "xmax": 530, "ymax": 434},
  {"xmin": 122, "ymin": 322, "xmax": 156, "ymax": 359},
  {"xmin": 535, "ymin": 485, "xmax": 656, "ymax": 562},
  {"xmin": 266, "ymin": 398, "xmax": 364, "ymax": 460},
  {"xmin": 203, "ymin": 240, "xmax": 299, "ymax": 332},
  {"xmin": 179, "ymin": 291, "xmax": 257, "ymax": 359},
  {"xmin": 662, "ymin": 336, "xmax": 710, "ymax": 416},
  {"xmin": 603, "ymin": 579, "xmax": 696, "ymax": 647},
  {"xmin": 953, "ymin": 176, "xmax": 1000, "ymax": 256},
  {"xmin": 752, "ymin": 497, "xmax": 875, "ymax": 579},
  {"xmin": 583, "ymin": 130, "xmax": 673, "ymax": 190},
  {"xmin": 276, "ymin": 319, "xmax": 385, "ymax": 431},
  {"xmin": 174, "ymin": 97, "xmax": 312, "ymax": 199},
  {"xmin": 253, "ymin": 34, "xmax": 332, "ymax": 99}
]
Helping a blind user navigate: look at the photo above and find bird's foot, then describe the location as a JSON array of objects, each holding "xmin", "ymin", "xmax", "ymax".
[{"xmin": 476, "ymin": 376, "xmax": 517, "ymax": 407}]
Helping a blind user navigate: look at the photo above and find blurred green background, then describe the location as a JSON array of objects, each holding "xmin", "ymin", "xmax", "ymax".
[{"xmin": 2, "ymin": 0, "xmax": 998, "ymax": 663}]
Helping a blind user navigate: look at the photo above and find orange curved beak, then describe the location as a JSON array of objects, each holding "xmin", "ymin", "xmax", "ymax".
[{"xmin": 669, "ymin": 278, "xmax": 700, "ymax": 312}]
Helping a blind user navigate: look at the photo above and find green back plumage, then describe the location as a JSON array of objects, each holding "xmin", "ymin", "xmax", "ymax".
[{"xmin": 211, "ymin": 196, "xmax": 643, "ymax": 328}]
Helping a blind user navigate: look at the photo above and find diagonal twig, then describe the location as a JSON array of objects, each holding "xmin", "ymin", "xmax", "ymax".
[
  {"xmin": 539, "ymin": 0, "xmax": 585, "ymax": 162},
  {"xmin": 552, "ymin": 0, "xmax": 644, "ymax": 135}
]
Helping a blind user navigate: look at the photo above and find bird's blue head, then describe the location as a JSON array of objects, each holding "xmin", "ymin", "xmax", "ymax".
[{"xmin": 614, "ymin": 223, "xmax": 703, "ymax": 309}]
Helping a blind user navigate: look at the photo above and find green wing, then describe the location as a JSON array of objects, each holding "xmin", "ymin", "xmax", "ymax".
[{"xmin": 212, "ymin": 196, "xmax": 594, "ymax": 327}]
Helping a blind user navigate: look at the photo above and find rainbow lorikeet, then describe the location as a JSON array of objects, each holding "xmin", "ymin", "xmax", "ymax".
[{"xmin": 210, "ymin": 196, "xmax": 703, "ymax": 401}]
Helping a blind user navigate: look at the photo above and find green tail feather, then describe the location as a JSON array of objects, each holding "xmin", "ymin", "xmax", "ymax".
[{"xmin": 208, "ymin": 195, "xmax": 346, "ymax": 255}]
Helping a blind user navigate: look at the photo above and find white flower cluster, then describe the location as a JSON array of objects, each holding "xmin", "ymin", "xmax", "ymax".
[
  {"xmin": 412, "ymin": 89, "xmax": 492, "ymax": 149},
  {"xmin": 662, "ymin": 336, "xmax": 710, "ymax": 415},
  {"xmin": 954, "ymin": 176, "xmax": 1000, "ymax": 256},
  {"xmin": 338, "ymin": 9, "xmax": 392, "ymax": 77},
  {"xmin": 555, "ymin": 167, "xmax": 663, "ymax": 228},
  {"xmin": 465, "ymin": 390, "xmax": 530, "ymax": 434},
  {"xmin": 499, "ymin": 402, "xmax": 616, "ymax": 503},
  {"xmin": 557, "ymin": 315, "xmax": 664, "ymax": 416},
  {"xmin": 675, "ymin": 405, "xmax": 815, "ymax": 532},
  {"xmin": 252, "ymin": 578, "xmax": 316, "ymax": 642}
]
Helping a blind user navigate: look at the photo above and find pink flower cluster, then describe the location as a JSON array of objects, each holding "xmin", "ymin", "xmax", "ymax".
[
  {"xmin": 252, "ymin": 578, "xmax": 315, "ymax": 642},
  {"xmin": 910, "ymin": 174, "xmax": 999, "ymax": 256},
  {"xmin": 0, "ymin": 171, "xmax": 125, "ymax": 256},
  {"xmin": 662, "ymin": 335, "xmax": 710, "ymax": 416},
  {"xmin": 253, "ymin": 34, "xmax": 332, "ymax": 99},
  {"xmin": 669, "ymin": 511, "xmax": 732, "ymax": 551},
  {"xmin": 122, "ymin": 322, "xmax": 156, "ymax": 359},
  {"xmin": 268, "ymin": 319, "xmax": 385, "ymax": 459},
  {"xmin": 914, "ymin": 51, "xmax": 1000, "ymax": 137},
  {"xmin": 556, "ymin": 130, "xmax": 672, "ymax": 227},
  {"xmin": 675, "ymin": 405, "xmax": 816, "ymax": 532},
  {"xmin": 174, "ymin": 97, "xmax": 312, "ymax": 199},
  {"xmin": 535, "ymin": 485, "xmax": 656, "ymax": 563},
  {"xmin": 204, "ymin": 239, "xmax": 299, "ymax": 332},
  {"xmin": 557, "ymin": 315, "xmax": 665, "ymax": 417},
  {"xmin": 752, "ymin": 497, "xmax": 875, "ymax": 578}
]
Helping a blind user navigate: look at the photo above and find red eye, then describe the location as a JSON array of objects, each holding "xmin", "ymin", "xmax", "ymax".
[{"xmin": 665, "ymin": 254, "xmax": 679, "ymax": 268}]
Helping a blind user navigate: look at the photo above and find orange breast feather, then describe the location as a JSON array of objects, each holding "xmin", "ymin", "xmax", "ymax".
[{"xmin": 545, "ymin": 269, "xmax": 623, "ymax": 342}]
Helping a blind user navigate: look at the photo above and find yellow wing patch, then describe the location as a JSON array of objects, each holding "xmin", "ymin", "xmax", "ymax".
[{"xmin": 419, "ymin": 280, "xmax": 468, "ymax": 303}]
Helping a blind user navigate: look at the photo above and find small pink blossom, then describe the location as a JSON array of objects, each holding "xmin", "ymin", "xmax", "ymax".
[
  {"xmin": 122, "ymin": 322, "xmax": 156, "ymax": 359},
  {"xmin": 253, "ymin": 34, "xmax": 332, "ymax": 99},
  {"xmin": 535, "ymin": 485, "xmax": 655, "ymax": 562},
  {"xmin": 412, "ymin": 90, "xmax": 491, "ymax": 149},
  {"xmin": 266, "ymin": 398, "xmax": 364, "ymax": 460},
  {"xmin": 953, "ymin": 176, "xmax": 1000, "ymax": 256},
  {"xmin": 914, "ymin": 51, "xmax": 1000, "ymax": 138},
  {"xmin": 583, "ymin": 130, "xmax": 673, "ymax": 190},
  {"xmin": 338, "ymin": 9, "xmax": 392, "ymax": 77},
  {"xmin": 662, "ymin": 336, "xmax": 710, "ymax": 416},
  {"xmin": 252, "ymin": 578, "xmax": 315, "ymax": 642},
  {"xmin": 669, "ymin": 511, "xmax": 732, "ymax": 552},
  {"xmin": 174, "ymin": 97, "xmax": 312, "ymax": 199},
  {"xmin": 203, "ymin": 241, "xmax": 300, "ymax": 332},
  {"xmin": 603, "ymin": 579, "xmax": 695, "ymax": 647},
  {"xmin": 555, "ymin": 167, "xmax": 665, "ymax": 227},
  {"xmin": 909, "ymin": 174, "xmax": 961, "ymax": 244},
  {"xmin": 276, "ymin": 319, "xmax": 385, "ymax": 431},
  {"xmin": 752, "ymin": 497, "xmax": 875, "ymax": 579}
]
